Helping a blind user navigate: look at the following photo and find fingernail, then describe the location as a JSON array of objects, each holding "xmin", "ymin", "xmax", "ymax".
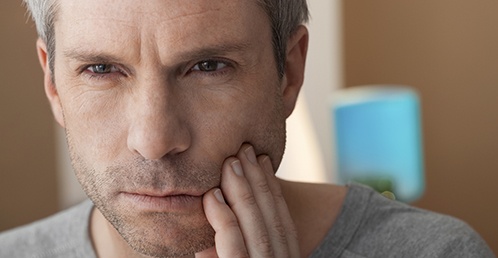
[
  {"xmin": 214, "ymin": 189, "xmax": 225, "ymax": 203},
  {"xmin": 245, "ymin": 146, "xmax": 257, "ymax": 164},
  {"xmin": 231, "ymin": 160, "xmax": 244, "ymax": 176},
  {"xmin": 262, "ymin": 156, "xmax": 273, "ymax": 174}
]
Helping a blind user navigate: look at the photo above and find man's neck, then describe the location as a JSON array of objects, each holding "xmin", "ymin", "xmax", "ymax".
[{"xmin": 279, "ymin": 179, "xmax": 347, "ymax": 257}]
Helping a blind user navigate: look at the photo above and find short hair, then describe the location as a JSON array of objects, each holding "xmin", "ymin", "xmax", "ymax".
[
  {"xmin": 256, "ymin": 0, "xmax": 309, "ymax": 77},
  {"xmin": 23, "ymin": 0, "xmax": 58, "ymax": 74},
  {"xmin": 23, "ymin": 0, "xmax": 309, "ymax": 78}
]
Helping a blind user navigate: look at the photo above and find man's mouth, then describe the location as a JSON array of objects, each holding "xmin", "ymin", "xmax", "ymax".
[{"xmin": 119, "ymin": 189, "xmax": 206, "ymax": 213}]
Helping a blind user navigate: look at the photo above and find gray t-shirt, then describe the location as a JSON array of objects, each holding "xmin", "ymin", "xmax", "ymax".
[
  {"xmin": 309, "ymin": 184, "xmax": 495, "ymax": 257},
  {"xmin": 0, "ymin": 184, "xmax": 494, "ymax": 258}
]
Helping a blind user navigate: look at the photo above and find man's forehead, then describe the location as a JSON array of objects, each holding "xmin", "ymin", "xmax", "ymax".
[
  {"xmin": 55, "ymin": 0, "xmax": 272, "ymax": 68},
  {"xmin": 55, "ymin": 0, "xmax": 269, "ymax": 46},
  {"xmin": 57, "ymin": 0, "xmax": 262, "ymax": 24}
]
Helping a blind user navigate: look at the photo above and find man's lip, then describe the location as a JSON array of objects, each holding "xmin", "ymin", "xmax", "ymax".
[
  {"xmin": 122, "ymin": 189, "xmax": 208, "ymax": 198},
  {"xmin": 126, "ymin": 191, "xmax": 202, "ymax": 197},
  {"xmin": 119, "ymin": 191, "xmax": 206, "ymax": 212}
]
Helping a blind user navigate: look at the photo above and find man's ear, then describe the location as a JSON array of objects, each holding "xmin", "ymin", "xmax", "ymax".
[
  {"xmin": 36, "ymin": 38, "xmax": 65, "ymax": 128},
  {"xmin": 281, "ymin": 25, "xmax": 309, "ymax": 118}
]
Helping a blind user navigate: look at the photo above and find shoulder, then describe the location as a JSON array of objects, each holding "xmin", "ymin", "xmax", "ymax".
[
  {"xmin": 312, "ymin": 184, "xmax": 495, "ymax": 258},
  {"xmin": 0, "ymin": 200, "xmax": 96, "ymax": 258},
  {"xmin": 356, "ymin": 185, "xmax": 492, "ymax": 257}
]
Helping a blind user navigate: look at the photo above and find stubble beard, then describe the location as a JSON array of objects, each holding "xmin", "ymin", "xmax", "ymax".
[{"xmin": 66, "ymin": 138, "xmax": 219, "ymax": 257}]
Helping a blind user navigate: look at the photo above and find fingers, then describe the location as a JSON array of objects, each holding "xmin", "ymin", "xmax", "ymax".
[
  {"xmin": 202, "ymin": 188, "xmax": 248, "ymax": 258},
  {"xmin": 259, "ymin": 156, "xmax": 300, "ymax": 257},
  {"xmin": 234, "ymin": 147, "xmax": 290, "ymax": 258},
  {"xmin": 220, "ymin": 155, "xmax": 274, "ymax": 257},
  {"xmin": 202, "ymin": 143, "xmax": 299, "ymax": 257}
]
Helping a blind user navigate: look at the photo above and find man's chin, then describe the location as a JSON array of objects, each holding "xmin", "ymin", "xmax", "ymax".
[
  {"xmin": 110, "ymin": 210, "xmax": 215, "ymax": 257},
  {"xmin": 124, "ymin": 228, "xmax": 215, "ymax": 258}
]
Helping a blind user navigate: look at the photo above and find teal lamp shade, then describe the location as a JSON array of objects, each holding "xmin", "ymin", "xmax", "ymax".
[{"xmin": 332, "ymin": 85, "xmax": 424, "ymax": 202}]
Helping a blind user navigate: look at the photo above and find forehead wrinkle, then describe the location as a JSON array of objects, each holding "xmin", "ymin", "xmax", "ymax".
[
  {"xmin": 59, "ymin": 27, "xmax": 142, "ymax": 65},
  {"xmin": 57, "ymin": 1, "xmax": 144, "ymax": 62},
  {"xmin": 156, "ymin": 7, "xmax": 223, "ymax": 24}
]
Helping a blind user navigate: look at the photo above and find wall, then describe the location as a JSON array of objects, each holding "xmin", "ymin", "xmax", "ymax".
[
  {"xmin": 278, "ymin": 0, "xmax": 342, "ymax": 183},
  {"xmin": 0, "ymin": 2, "xmax": 58, "ymax": 231},
  {"xmin": 343, "ymin": 0, "xmax": 498, "ymax": 253}
]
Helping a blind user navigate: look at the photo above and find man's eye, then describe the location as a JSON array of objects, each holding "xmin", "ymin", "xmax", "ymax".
[
  {"xmin": 87, "ymin": 64, "xmax": 119, "ymax": 74},
  {"xmin": 191, "ymin": 60, "xmax": 227, "ymax": 72}
]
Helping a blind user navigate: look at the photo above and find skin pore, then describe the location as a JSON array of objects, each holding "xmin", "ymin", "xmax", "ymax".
[{"xmin": 37, "ymin": 0, "xmax": 347, "ymax": 257}]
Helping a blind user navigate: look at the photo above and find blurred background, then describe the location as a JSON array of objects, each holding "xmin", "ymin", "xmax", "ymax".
[{"xmin": 1, "ymin": 0, "xmax": 497, "ymax": 253}]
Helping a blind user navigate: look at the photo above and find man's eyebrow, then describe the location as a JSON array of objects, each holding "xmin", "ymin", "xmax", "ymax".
[
  {"xmin": 177, "ymin": 42, "xmax": 252, "ymax": 60},
  {"xmin": 63, "ymin": 49, "xmax": 123, "ymax": 64},
  {"xmin": 62, "ymin": 42, "xmax": 252, "ymax": 64}
]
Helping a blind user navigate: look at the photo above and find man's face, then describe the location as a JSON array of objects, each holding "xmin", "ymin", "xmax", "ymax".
[{"xmin": 47, "ymin": 0, "xmax": 295, "ymax": 256}]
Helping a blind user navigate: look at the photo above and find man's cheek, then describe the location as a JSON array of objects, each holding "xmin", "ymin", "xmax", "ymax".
[{"xmin": 66, "ymin": 119, "xmax": 125, "ymax": 169}]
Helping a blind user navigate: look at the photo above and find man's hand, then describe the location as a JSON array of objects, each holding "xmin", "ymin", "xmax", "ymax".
[{"xmin": 197, "ymin": 144, "xmax": 300, "ymax": 257}]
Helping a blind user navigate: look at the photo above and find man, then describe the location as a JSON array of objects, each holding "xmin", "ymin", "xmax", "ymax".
[{"xmin": 0, "ymin": 0, "xmax": 494, "ymax": 257}]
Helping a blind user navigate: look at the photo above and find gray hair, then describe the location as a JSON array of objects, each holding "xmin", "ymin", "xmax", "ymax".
[
  {"xmin": 257, "ymin": 0, "xmax": 309, "ymax": 77},
  {"xmin": 23, "ymin": 0, "xmax": 58, "ymax": 74},
  {"xmin": 23, "ymin": 0, "xmax": 309, "ymax": 78}
]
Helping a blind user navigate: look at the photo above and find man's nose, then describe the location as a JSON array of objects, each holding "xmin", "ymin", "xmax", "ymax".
[{"xmin": 127, "ymin": 80, "xmax": 191, "ymax": 160}]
